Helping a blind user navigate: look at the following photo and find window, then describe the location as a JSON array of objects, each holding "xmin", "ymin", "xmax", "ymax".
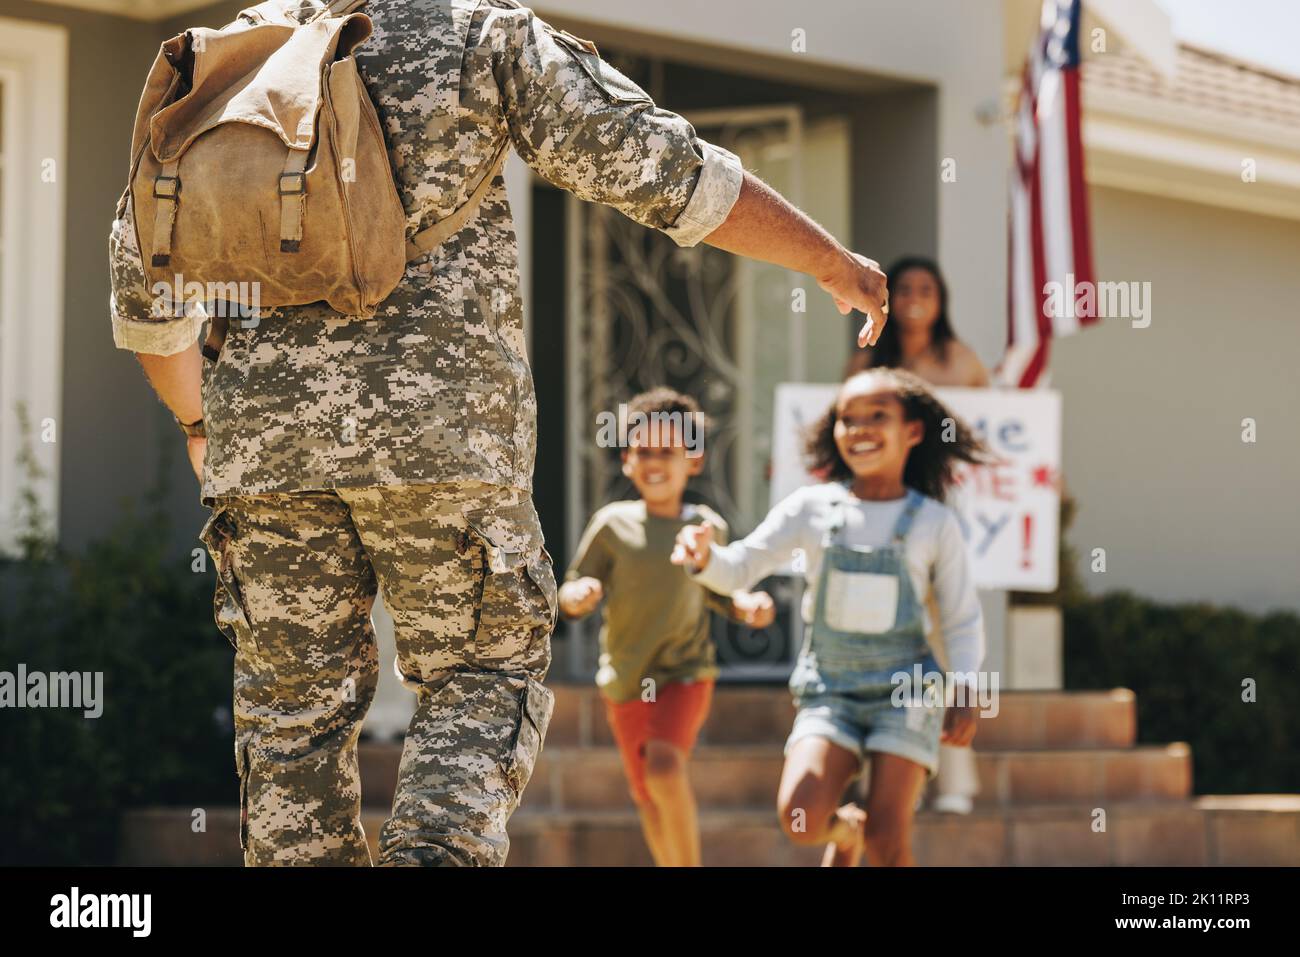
[{"xmin": 0, "ymin": 19, "xmax": 67, "ymax": 557}]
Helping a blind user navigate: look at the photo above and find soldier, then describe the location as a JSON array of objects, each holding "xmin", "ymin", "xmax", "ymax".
[{"xmin": 109, "ymin": 0, "xmax": 889, "ymax": 866}]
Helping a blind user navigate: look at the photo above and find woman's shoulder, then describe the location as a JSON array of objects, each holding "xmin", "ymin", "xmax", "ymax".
[{"xmin": 943, "ymin": 340, "xmax": 991, "ymax": 386}]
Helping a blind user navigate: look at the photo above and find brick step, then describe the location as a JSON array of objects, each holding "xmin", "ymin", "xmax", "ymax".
[
  {"xmin": 118, "ymin": 795, "xmax": 1300, "ymax": 866},
  {"xmin": 358, "ymin": 742, "xmax": 1192, "ymax": 811},
  {"xmin": 540, "ymin": 685, "xmax": 1137, "ymax": 751}
]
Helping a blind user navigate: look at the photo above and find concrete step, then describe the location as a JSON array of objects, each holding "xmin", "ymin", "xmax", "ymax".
[
  {"xmin": 118, "ymin": 795, "xmax": 1300, "ymax": 866},
  {"xmin": 506, "ymin": 797, "xmax": 1300, "ymax": 866},
  {"xmin": 357, "ymin": 741, "xmax": 1192, "ymax": 811},
  {"xmin": 540, "ymin": 684, "xmax": 1137, "ymax": 751}
]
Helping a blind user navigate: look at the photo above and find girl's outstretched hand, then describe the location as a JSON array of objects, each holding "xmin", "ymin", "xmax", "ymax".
[
  {"xmin": 732, "ymin": 590, "xmax": 776, "ymax": 628},
  {"xmin": 558, "ymin": 576, "xmax": 603, "ymax": 619},
  {"xmin": 671, "ymin": 520, "xmax": 715, "ymax": 571}
]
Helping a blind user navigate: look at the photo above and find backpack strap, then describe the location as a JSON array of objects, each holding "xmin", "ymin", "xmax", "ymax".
[
  {"xmin": 278, "ymin": 148, "xmax": 310, "ymax": 253},
  {"xmin": 405, "ymin": 136, "xmax": 511, "ymax": 263},
  {"xmin": 202, "ymin": 313, "xmax": 230, "ymax": 362},
  {"xmin": 151, "ymin": 158, "xmax": 182, "ymax": 267}
]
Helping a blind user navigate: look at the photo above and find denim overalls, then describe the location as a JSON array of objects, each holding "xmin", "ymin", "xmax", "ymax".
[{"xmin": 785, "ymin": 487, "xmax": 945, "ymax": 773}]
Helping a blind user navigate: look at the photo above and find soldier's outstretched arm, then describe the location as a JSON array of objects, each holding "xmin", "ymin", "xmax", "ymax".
[
  {"xmin": 702, "ymin": 172, "xmax": 888, "ymax": 347},
  {"xmin": 477, "ymin": 0, "xmax": 887, "ymax": 346}
]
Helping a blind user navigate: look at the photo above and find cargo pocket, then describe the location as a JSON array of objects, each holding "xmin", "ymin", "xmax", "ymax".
[
  {"xmin": 541, "ymin": 26, "xmax": 651, "ymax": 151},
  {"xmin": 504, "ymin": 676, "xmax": 555, "ymax": 797},
  {"xmin": 460, "ymin": 501, "xmax": 557, "ymax": 664},
  {"xmin": 198, "ymin": 505, "xmax": 256, "ymax": 651},
  {"xmin": 544, "ymin": 27, "xmax": 651, "ymax": 105},
  {"xmin": 235, "ymin": 741, "xmax": 251, "ymax": 853}
]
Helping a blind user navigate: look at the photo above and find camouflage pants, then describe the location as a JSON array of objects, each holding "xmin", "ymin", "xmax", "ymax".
[{"xmin": 197, "ymin": 480, "xmax": 557, "ymax": 866}]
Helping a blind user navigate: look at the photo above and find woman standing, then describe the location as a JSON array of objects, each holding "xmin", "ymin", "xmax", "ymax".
[{"xmin": 845, "ymin": 256, "xmax": 990, "ymax": 387}]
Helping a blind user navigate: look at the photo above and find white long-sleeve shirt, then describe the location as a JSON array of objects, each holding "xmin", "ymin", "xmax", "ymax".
[{"xmin": 689, "ymin": 481, "xmax": 985, "ymax": 676}]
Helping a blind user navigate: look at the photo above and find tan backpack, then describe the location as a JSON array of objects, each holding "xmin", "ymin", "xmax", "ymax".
[{"xmin": 126, "ymin": 0, "xmax": 507, "ymax": 322}]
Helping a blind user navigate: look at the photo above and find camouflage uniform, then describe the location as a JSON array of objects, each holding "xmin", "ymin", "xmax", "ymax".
[{"xmin": 109, "ymin": 0, "xmax": 743, "ymax": 866}]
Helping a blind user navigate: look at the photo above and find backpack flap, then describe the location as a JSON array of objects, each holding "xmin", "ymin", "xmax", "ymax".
[
  {"xmin": 149, "ymin": 17, "xmax": 371, "ymax": 162},
  {"xmin": 237, "ymin": 0, "xmax": 370, "ymax": 27},
  {"xmin": 127, "ymin": 32, "xmax": 190, "ymax": 181}
]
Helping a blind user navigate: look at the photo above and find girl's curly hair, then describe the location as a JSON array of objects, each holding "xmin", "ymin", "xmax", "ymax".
[{"xmin": 803, "ymin": 368, "xmax": 990, "ymax": 502}]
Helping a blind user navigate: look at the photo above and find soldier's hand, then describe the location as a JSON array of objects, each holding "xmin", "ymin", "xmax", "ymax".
[
  {"xmin": 817, "ymin": 250, "xmax": 889, "ymax": 348},
  {"xmin": 559, "ymin": 576, "xmax": 603, "ymax": 619},
  {"xmin": 671, "ymin": 520, "xmax": 715, "ymax": 571},
  {"xmin": 187, "ymin": 436, "xmax": 206, "ymax": 487},
  {"xmin": 733, "ymin": 590, "xmax": 776, "ymax": 629}
]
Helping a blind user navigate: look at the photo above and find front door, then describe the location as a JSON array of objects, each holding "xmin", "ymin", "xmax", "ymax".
[{"xmin": 563, "ymin": 105, "xmax": 810, "ymax": 681}]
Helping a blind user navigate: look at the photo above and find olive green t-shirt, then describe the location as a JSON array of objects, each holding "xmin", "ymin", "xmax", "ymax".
[{"xmin": 566, "ymin": 500, "xmax": 734, "ymax": 703}]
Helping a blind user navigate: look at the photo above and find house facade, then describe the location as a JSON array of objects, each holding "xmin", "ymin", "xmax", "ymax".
[{"xmin": 1, "ymin": 0, "xmax": 1294, "ymax": 672}]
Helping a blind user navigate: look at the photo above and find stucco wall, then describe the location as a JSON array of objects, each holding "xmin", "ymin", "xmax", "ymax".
[
  {"xmin": 1053, "ymin": 185, "xmax": 1300, "ymax": 614},
  {"xmin": 0, "ymin": 0, "xmax": 182, "ymax": 553}
]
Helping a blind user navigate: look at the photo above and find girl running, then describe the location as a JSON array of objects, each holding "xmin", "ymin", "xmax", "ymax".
[{"xmin": 672, "ymin": 368, "xmax": 988, "ymax": 866}]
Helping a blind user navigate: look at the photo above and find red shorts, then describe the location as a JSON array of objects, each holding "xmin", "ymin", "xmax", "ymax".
[{"xmin": 603, "ymin": 678, "xmax": 715, "ymax": 805}]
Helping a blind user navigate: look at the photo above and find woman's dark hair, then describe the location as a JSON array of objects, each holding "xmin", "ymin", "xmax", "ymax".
[
  {"xmin": 803, "ymin": 367, "xmax": 989, "ymax": 502},
  {"xmin": 866, "ymin": 256, "xmax": 955, "ymax": 368}
]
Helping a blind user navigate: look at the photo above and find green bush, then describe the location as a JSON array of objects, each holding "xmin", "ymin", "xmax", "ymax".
[
  {"xmin": 1063, "ymin": 590, "xmax": 1300, "ymax": 795},
  {"xmin": 0, "ymin": 408, "xmax": 233, "ymax": 865}
]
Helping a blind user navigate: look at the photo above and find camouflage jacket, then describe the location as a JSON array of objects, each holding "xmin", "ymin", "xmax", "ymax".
[{"xmin": 109, "ymin": 0, "xmax": 743, "ymax": 506}]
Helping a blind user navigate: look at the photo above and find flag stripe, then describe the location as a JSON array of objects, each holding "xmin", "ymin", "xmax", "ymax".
[
  {"xmin": 1064, "ymin": 66, "xmax": 1096, "ymax": 326},
  {"xmin": 997, "ymin": 0, "xmax": 1094, "ymax": 387},
  {"xmin": 1040, "ymin": 70, "xmax": 1076, "ymax": 336}
]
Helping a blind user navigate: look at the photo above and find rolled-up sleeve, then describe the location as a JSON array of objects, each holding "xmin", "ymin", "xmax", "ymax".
[
  {"xmin": 659, "ymin": 140, "xmax": 745, "ymax": 247},
  {"xmin": 109, "ymin": 191, "xmax": 205, "ymax": 356},
  {"xmin": 477, "ymin": 1, "xmax": 743, "ymax": 247}
]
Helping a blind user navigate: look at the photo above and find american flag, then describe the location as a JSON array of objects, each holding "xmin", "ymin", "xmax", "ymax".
[{"xmin": 997, "ymin": 0, "xmax": 1095, "ymax": 388}]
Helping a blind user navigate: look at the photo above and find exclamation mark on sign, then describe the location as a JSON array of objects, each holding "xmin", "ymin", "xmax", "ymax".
[{"xmin": 1021, "ymin": 514, "xmax": 1033, "ymax": 569}]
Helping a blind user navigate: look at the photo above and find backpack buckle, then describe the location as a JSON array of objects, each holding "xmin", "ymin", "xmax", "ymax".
[
  {"xmin": 278, "ymin": 172, "xmax": 307, "ymax": 195},
  {"xmin": 153, "ymin": 175, "xmax": 181, "ymax": 199}
]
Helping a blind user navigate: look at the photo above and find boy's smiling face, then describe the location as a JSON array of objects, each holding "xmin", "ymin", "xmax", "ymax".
[
  {"xmin": 622, "ymin": 421, "xmax": 703, "ymax": 509},
  {"xmin": 833, "ymin": 374, "xmax": 923, "ymax": 481}
]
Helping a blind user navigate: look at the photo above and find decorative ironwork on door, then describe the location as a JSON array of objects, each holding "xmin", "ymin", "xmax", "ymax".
[{"xmin": 565, "ymin": 106, "xmax": 807, "ymax": 680}]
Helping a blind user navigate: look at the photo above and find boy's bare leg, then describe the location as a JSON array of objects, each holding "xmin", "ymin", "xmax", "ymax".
[
  {"xmin": 643, "ymin": 740, "xmax": 700, "ymax": 866},
  {"xmin": 634, "ymin": 797, "xmax": 671, "ymax": 866}
]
